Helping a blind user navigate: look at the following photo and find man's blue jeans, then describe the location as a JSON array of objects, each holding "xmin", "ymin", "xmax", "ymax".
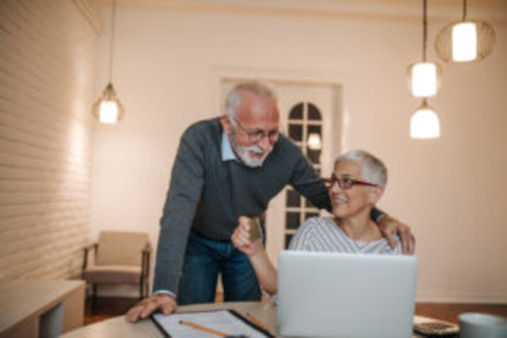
[{"xmin": 177, "ymin": 231, "xmax": 262, "ymax": 305}]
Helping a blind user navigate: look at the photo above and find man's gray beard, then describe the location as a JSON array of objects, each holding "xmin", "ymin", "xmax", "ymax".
[{"xmin": 230, "ymin": 134, "xmax": 272, "ymax": 168}]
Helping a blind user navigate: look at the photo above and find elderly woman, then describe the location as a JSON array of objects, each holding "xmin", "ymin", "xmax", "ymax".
[{"xmin": 231, "ymin": 150, "xmax": 401, "ymax": 295}]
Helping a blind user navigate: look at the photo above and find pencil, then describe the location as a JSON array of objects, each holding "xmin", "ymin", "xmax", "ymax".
[
  {"xmin": 245, "ymin": 312, "xmax": 269, "ymax": 332},
  {"xmin": 179, "ymin": 320, "xmax": 228, "ymax": 337}
]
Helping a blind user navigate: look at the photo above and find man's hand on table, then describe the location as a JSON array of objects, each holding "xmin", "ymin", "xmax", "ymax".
[
  {"xmin": 378, "ymin": 215, "xmax": 416, "ymax": 255},
  {"xmin": 125, "ymin": 294, "xmax": 177, "ymax": 322}
]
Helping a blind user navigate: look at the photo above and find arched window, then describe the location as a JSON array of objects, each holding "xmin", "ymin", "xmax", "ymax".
[{"xmin": 284, "ymin": 101, "xmax": 323, "ymax": 247}]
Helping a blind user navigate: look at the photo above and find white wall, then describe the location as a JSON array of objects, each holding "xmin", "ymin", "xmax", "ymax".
[{"xmin": 91, "ymin": 3, "xmax": 507, "ymax": 302}]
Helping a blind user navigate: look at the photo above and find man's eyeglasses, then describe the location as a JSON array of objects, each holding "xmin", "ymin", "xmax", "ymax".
[
  {"xmin": 234, "ymin": 118, "xmax": 280, "ymax": 143},
  {"xmin": 323, "ymin": 176, "xmax": 378, "ymax": 190}
]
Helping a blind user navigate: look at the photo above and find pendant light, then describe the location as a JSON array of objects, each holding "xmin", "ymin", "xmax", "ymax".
[
  {"xmin": 307, "ymin": 133, "xmax": 322, "ymax": 150},
  {"xmin": 92, "ymin": 0, "xmax": 125, "ymax": 124},
  {"xmin": 435, "ymin": 0, "xmax": 495, "ymax": 63},
  {"xmin": 408, "ymin": 0, "xmax": 441, "ymax": 98},
  {"xmin": 409, "ymin": 0, "xmax": 441, "ymax": 139},
  {"xmin": 410, "ymin": 99, "xmax": 440, "ymax": 139}
]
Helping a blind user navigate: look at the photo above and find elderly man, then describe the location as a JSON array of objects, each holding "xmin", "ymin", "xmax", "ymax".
[{"xmin": 126, "ymin": 81, "xmax": 414, "ymax": 322}]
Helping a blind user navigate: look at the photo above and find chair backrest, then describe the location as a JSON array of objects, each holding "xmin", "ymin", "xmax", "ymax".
[{"xmin": 95, "ymin": 231, "xmax": 149, "ymax": 266}]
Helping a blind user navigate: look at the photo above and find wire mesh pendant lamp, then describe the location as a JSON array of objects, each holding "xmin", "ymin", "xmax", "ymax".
[
  {"xmin": 92, "ymin": 0, "xmax": 125, "ymax": 124},
  {"xmin": 409, "ymin": 0, "xmax": 440, "ymax": 139},
  {"xmin": 434, "ymin": 0, "xmax": 495, "ymax": 63}
]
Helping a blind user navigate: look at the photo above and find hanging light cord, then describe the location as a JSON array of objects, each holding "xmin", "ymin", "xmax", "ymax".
[
  {"xmin": 422, "ymin": 0, "xmax": 427, "ymax": 61},
  {"xmin": 462, "ymin": 0, "xmax": 467, "ymax": 21},
  {"xmin": 108, "ymin": 0, "xmax": 117, "ymax": 83}
]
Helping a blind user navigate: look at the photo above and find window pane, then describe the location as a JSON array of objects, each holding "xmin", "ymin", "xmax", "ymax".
[
  {"xmin": 307, "ymin": 124, "xmax": 322, "ymax": 137},
  {"xmin": 285, "ymin": 234, "xmax": 294, "ymax": 249},
  {"xmin": 308, "ymin": 103, "xmax": 322, "ymax": 120},
  {"xmin": 305, "ymin": 211, "xmax": 320, "ymax": 220},
  {"xmin": 285, "ymin": 212, "xmax": 300, "ymax": 230},
  {"xmin": 289, "ymin": 103, "xmax": 303, "ymax": 120},
  {"xmin": 307, "ymin": 149, "xmax": 321, "ymax": 164},
  {"xmin": 288, "ymin": 124, "xmax": 303, "ymax": 142},
  {"xmin": 286, "ymin": 189, "xmax": 301, "ymax": 207}
]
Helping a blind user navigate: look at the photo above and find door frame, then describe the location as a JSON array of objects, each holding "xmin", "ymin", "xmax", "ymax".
[
  {"xmin": 209, "ymin": 65, "xmax": 351, "ymax": 265},
  {"xmin": 209, "ymin": 65, "xmax": 352, "ymax": 158}
]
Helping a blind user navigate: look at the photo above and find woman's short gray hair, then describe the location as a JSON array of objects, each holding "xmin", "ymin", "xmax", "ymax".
[
  {"xmin": 335, "ymin": 150, "xmax": 388, "ymax": 187},
  {"xmin": 225, "ymin": 81, "xmax": 277, "ymax": 126}
]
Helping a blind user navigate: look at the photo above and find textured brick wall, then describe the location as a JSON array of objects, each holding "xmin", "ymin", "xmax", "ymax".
[{"xmin": 0, "ymin": 0, "xmax": 99, "ymax": 280}]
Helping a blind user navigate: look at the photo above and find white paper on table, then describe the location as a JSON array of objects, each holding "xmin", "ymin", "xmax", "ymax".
[{"xmin": 152, "ymin": 310, "xmax": 270, "ymax": 338}]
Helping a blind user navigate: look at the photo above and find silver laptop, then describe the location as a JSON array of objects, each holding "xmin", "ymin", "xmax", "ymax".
[{"xmin": 277, "ymin": 251, "xmax": 417, "ymax": 337}]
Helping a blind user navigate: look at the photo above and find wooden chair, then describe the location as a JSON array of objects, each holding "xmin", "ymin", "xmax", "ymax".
[{"xmin": 82, "ymin": 231, "xmax": 151, "ymax": 306}]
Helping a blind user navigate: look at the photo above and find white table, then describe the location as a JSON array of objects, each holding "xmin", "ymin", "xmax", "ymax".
[
  {"xmin": 62, "ymin": 302, "xmax": 277, "ymax": 337},
  {"xmin": 62, "ymin": 301, "xmax": 426, "ymax": 337}
]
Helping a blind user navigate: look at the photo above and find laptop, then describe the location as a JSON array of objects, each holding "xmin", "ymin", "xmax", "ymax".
[{"xmin": 277, "ymin": 251, "xmax": 417, "ymax": 337}]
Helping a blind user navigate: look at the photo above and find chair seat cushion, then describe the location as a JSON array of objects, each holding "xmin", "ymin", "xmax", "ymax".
[{"xmin": 84, "ymin": 265, "xmax": 142, "ymax": 284}]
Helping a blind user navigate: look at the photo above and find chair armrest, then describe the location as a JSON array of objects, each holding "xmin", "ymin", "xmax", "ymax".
[
  {"xmin": 141, "ymin": 243, "xmax": 152, "ymax": 279},
  {"xmin": 81, "ymin": 243, "xmax": 98, "ymax": 279},
  {"xmin": 142, "ymin": 242, "xmax": 152, "ymax": 253},
  {"xmin": 83, "ymin": 243, "xmax": 98, "ymax": 253}
]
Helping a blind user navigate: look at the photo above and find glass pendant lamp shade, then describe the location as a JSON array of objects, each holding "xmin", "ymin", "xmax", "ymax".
[
  {"xmin": 410, "ymin": 100, "xmax": 440, "ymax": 139},
  {"xmin": 408, "ymin": 0, "xmax": 441, "ymax": 139},
  {"xmin": 92, "ymin": 0, "xmax": 125, "ymax": 124},
  {"xmin": 452, "ymin": 22, "xmax": 477, "ymax": 61},
  {"xmin": 409, "ymin": 62, "xmax": 440, "ymax": 97},
  {"xmin": 307, "ymin": 133, "xmax": 322, "ymax": 150},
  {"xmin": 92, "ymin": 83, "xmax": 124, "ymax": 124},
  {"xmin": 408, "ymin": 0, "xmax": 441, "ymax": 98}
]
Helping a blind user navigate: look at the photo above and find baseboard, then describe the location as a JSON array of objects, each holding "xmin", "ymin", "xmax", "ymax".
[
  {"xmin": 417, "ymin": 292, "xmax": 507, "ymax": 304},
  {"xmin": 85, "ymin": 286, "xmax": 507, "ymax": 304}
]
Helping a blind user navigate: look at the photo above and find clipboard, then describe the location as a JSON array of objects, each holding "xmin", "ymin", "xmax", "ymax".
[{"xmin": 151, "ymin": 309, "xmax": 274, "ymax": 337}]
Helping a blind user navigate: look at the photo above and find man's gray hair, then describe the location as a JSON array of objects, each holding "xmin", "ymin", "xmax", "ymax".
[
  {"xmin": 335, "ymin": 150, "xmax": 388, "ymax": 187},
  {"xmin": 225, "ymin": 81, "xmax": 277, "ymax": 126}
]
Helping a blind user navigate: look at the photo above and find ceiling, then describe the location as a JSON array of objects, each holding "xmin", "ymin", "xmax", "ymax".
[{"xmin": 108, "ymin": 0, "xmax": 507, "ymax": 23}]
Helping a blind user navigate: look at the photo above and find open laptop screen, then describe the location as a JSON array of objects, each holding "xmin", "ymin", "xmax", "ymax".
[{"xmin": 277, "ymin": 251, "xmax": 417, "ymax": 337}]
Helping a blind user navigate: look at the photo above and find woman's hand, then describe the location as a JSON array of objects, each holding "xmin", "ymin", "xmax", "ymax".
[
  {"xmin": 231, "ymin": 216, "xmax": 264, "ymax": 257},
  {"xmin": 232, "ymin": 217, "xmax": 278, "ymax": 294}
]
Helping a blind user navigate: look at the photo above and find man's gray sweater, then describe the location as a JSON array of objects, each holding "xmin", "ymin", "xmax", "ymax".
[{"xmin": 153, "ymin": 117, "xmax": 331, "ymax": 294}]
